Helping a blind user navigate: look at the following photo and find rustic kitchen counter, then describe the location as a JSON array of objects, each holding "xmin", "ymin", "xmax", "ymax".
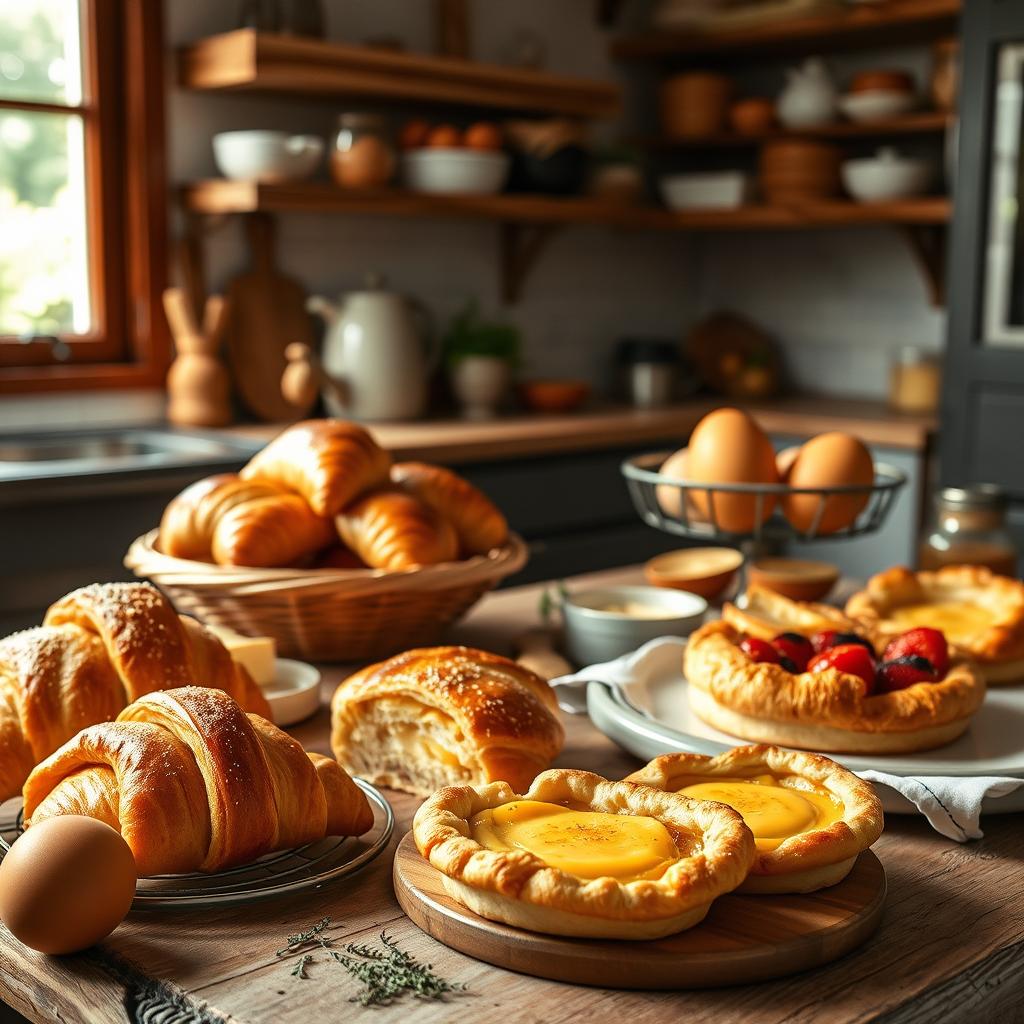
[
  {"xmin": 221, "ymin": 396, "xmax": 937, "ymax": 464},
  {"xmin": 2, "ymin": 565, "xmax": 1016, "ymax": 1024}
]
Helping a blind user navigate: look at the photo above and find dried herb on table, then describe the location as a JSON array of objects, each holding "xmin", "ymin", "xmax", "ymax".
[
  {"xmin": 332, "ymin": 930, "xmax": 468, "ymax": 1007},
  {"xmin": 277, "ymin": 917, "xmax": 334, "ymax": 957},
  {"xmin": 291, "ymin": 954, "xmax": 314, "ymax": 980}
]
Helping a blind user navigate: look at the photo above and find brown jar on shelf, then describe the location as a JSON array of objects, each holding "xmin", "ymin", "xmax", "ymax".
[
  {"xmin": 919, "ymin": 486, "xmax": 1019, "ymax": 577},
  {"xmin": 331, "ymin": 113, "xmax": 395, "ymax": 189}
]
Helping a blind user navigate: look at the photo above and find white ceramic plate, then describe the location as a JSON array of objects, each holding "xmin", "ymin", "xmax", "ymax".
[{"xmin": 586, "ymin": 642, "xmax": 1024, "ymax": 814}]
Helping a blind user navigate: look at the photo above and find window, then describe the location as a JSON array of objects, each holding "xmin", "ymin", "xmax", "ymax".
[{"xmin": 0, "ymin": 0, "xmax": 167, "ymax": 390}]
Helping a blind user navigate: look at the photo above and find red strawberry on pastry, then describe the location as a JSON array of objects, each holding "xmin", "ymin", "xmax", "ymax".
[
  {"xmin": 883, "ymin": 627, "xmax": 949, "ymax": 678},
  {"xmin": 740, "ymin": 636, "xmax": 781, "ymax": 665},
  {"xmin": 772, "ymin": 632, "xmax": 813, "ymax": 672},
  {"xmin": 877, "ymin": 655, "xmax": 939, "ymax": 693},
  {"xmin": 808, "ymin": 643, "xmax": 877, "ymax": 693},
  {"xmin": 811, "ymin": 630, "xmax": 877, "ymax": 657}
]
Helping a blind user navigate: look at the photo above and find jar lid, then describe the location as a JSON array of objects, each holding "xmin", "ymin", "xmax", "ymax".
[
  {"xmin": 938, "ymin": 484, "xmax": 1006, "ymax": 510},
  {"xmin": 615, "ymin": 338, "xmax": 679, "ymax": 364},
  {"xmin": 337, "ymin": 112, "xmax": 388, "ymax": 130}
]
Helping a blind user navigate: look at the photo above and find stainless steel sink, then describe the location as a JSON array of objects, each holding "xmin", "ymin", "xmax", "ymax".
[{"xmin": 0, "ymin": 429, "xmax": 259, "ymax": 481}]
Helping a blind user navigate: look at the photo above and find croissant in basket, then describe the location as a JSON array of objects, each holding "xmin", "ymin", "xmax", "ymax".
[
  {"xmin": 24, "ymin": 686, "xmax": 373, "ymax": 875},
  {"xmin": 0, "ymin": 582, "xmax": 270, "ymax": 802}
]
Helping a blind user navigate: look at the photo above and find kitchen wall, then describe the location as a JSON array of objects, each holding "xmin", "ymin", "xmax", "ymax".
[{"xmin": 167, "ymin": 0, "xmax": 946, "ymax": 401}]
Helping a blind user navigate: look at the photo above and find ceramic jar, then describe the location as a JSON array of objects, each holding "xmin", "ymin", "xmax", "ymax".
[
  {"xmin": 660, "ymin": 72, "xmax": 734, "ymax": 139},
  {"xmin": 776, "ymin": 58, "xmax": 838, "ymax": 129}
]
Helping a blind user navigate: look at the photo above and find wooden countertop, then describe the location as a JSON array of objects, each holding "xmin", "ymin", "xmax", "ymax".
[
  {"xmin": 2, "ymin": 566, "xmax": 1019, "ymax": 1024},
  {"xmin": 222, "ymin": 396, "xmax": 936, "ymax": 465}
]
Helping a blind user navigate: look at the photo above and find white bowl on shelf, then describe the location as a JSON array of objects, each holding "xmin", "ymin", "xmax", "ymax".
[
  {"xmin": 402, "ymin": 149, "xmax": 510, "ymax": 195},
  {"xmin": 842, "ymin": 148, "xmax": 934, "ymax": 202},
  {"xmin": 213, "ymin": 130, "xmax": 324, "ymax": 183},
  {"xmin": 659, "ymin": 171, "xmax": 751, "ymax": 210},
  {"xmin": 838, "ymin": 90, "xmax": 917, "ymax": 124}
]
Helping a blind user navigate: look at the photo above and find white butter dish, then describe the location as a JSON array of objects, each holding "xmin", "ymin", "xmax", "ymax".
[{"xmin": 264, "ymin": 658, "xmax": 322, "ymax": 726}]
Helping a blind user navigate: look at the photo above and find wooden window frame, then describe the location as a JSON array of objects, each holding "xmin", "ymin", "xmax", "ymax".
[{"xmin": 0, "ymin": 0, "xmax": 168, "ymax": 393}]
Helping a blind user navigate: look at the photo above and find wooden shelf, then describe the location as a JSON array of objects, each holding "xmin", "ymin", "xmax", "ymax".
[
  {"xmin": 179, "ymin": 29, "xmax": 620, "ymax": 118},
  {"xmin": 645, "ymin": 111, "xmax": 953, "ymax": 150},
  {"xmin": 612, "ymin": 0, "xmax": 961, "ymax": 60},
  {"xmin": 182, "ymin": 180, "xmax": 951, "ymax": 230}
]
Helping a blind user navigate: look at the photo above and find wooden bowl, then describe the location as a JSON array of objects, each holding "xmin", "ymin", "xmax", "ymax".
[
  {"xmin": 747, "ymin": 557, "xmax": 840, "ymax": 602},
  {"xmin": 849, "ymin": 70, "xmax": 916, "ymax": 95},
  {"xmin": 660, "ymin": 72, "xmax": 734, "ymax": 139},
  {"xmin": 760, "ymin": 140, "xmax": 842, "ymax": 202},
  {"xmin": 645, "ymin": 547, "xmax": 744, "ymax": 601},
  {"xmin": 729, "ymin": 98, "xmax": 776, "ymax": 137},
  {"xmin": 519, "ymin": 379, "xmax": 591, "ymax": 414}
]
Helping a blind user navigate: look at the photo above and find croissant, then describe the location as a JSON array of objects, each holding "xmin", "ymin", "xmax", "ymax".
[
  {"xmin": 24, "ymin": 687, "xmax": 373, "ymax": 875},
  {"xmin": 390, "ymin": 462, "xmax": 508, "ymax": 555},
  {"xmin": 211, "ymin": 493, "xmax": 336, "ymax": 567},
  {"xmin": 0, "ymin": 582, "xmax": 270, "ymax": 802},
  {"xmin": 331, "ymin": 645, "xmax": 565, "ymax": 796},
  {"xmin": 335, "ymin": 489, "xmax": 459, "ymax": 570},
  {"xmin": 241, "ymin": 420, "xmax": 392, "ymax": 517},
  {"xmin": 159, "ymin": 474, "xmax": 286, "ymax": 561}
]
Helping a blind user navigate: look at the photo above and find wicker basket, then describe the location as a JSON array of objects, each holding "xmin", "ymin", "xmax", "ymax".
[{"xmin": 124, "ymin": 530, "xmax": 529, "ymax": 662}]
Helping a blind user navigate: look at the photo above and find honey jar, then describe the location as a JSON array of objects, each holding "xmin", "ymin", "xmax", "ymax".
[{"xmin": 919, "ymin": 486, "xmax": 1019, "ymax": 577}]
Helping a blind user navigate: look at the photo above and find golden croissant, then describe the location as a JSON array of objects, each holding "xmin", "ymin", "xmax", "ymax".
[
  {"xmin": 24, "ymin": 686, "xmax": 374, "ymax": 875},
  {"xmin": 0, "ymin": 582, "xmax": 270, "ymax": 802}
]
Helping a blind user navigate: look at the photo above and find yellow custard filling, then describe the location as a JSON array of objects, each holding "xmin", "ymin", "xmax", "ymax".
[
  {"xmin": 677, "ymin": 774, "xmax": 842, "ymax": 851},
  {"xmin": 469, "ymin": 800, "xmax": 681, "ymax": 883},
  {"xmin": 886, "ymin": 602, "xmax": 994, "ymax": 644}
]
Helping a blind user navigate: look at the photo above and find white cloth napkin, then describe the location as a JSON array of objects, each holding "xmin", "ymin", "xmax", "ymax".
[{"xmin": 549, "ymin": 636, "xmax": 1024, "ymax": 842}]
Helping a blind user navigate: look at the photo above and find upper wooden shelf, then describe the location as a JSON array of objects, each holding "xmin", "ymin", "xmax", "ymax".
[
  {"xmin": 612, "ymin": 0, "xmax": 961, "ymax": 61},
  {"xmin": 182, "ymin": 180, "xmax": 951, "ymax": 231},
  {"xmin": 646, "ymin": 111, "xmax": 953, "ymax": 150},
  {"xmin": 178, "ymin": 29, "xmax": 621, "ymax": 118}
]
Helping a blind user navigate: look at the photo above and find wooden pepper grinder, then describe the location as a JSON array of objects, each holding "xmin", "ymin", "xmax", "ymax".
[
  {"xmin": 281, "ymin": 342, "xmax": 347, "ymax": 414},
  {"xmin": 164, "ymin": 287, "xmax": 233, "ymax": 428}
]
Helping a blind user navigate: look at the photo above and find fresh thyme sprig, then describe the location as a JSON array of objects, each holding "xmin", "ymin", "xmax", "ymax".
[
  {"xmin": 291, "ymin": 954, "xmax": 314, "ymax": 979},
  {"xmin": 335, "ymin": 930, "xmax": 468, "ymax": 1007},
  {"xmin": 277, "ymin": 917, "xmax": 333, "ymax": 957}
]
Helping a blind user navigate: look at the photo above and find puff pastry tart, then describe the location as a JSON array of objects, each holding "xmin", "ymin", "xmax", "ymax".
[
  {"xmin": 413, "ymin": 769, "xmax": 755, "ymax": 939},
  {"xmin": 331, "ymin": 646, "xmax": 565, "ymax": 796},
  {"xmin": 723, "ymin": 584, "xmax": 855, "ymax": 642},
  {"xmin": 846, "ymin": 566, "xmax": 1024, "ymax": 684},
  {"xmin": 626, "ymin": 745, "xmax": 882, "ymax": 894},
  {"xmin": 684, "ymin": 620, "xmax": 984, "ymax": 754}
]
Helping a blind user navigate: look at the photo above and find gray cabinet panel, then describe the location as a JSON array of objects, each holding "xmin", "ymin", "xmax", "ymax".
[{"xmin": 968, "ymin": 389, "xmax": 1024, "ymax": 498}]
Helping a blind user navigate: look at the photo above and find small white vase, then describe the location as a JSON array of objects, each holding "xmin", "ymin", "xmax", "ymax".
[
  {"xmin": 777, "ymin": 58, "xmax": 838, "ymax": 129},
  {"xmin": 450, "ymin": 356, "xmax": 511, "ymax": 420}
]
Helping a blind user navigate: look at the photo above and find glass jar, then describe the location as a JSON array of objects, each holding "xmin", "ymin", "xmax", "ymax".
[
  {"xmin": 330, "ymin": 114, "xmax": 395, "ymax": 189},
  {"xmin": 889, "ymin": 346, "xmax": 941, "ymax": 413},
  {"xmin": 919, "ymin": 485, "xmax": 1019, "ymax": 576}
]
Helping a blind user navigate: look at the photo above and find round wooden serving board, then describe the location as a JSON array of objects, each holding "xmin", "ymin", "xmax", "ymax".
[{"xmin": 393, "ymin": 832, "xmax": 886, "ymax": 989}]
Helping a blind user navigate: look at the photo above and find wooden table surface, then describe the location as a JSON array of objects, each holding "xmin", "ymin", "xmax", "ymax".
[{"xmin": 2, "ymin": 566, "xmax": 1021, "ymax": 1024}]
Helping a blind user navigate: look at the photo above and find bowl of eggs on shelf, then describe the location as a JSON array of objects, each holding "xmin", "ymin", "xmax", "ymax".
[{"xmin": 399, "ymin": 119, "xmax": 510, "ymax": 195}]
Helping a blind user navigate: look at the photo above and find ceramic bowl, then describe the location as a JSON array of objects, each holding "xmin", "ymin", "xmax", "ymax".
[
  {"xmin": 213, "ymin": 131, "xmax": 324, "ymax": 183},
  {"xmin": 644, "ymin": 547, "xmax": 744, "ymax": 601},
  {"xmin": 842, "ymin": 149, "xmax": 933, "ymax": 201},
  {"xmin": 402, "ymin": 149, "xmax": 510, "ymax": 195},
  {"xmin": 747, "ymin": 557, "xmax": 840, "ymax": 602},
  {"xmin": 660, "ymin": 171, "xmax": 751, "ymax": 210},
  {"xmin": 263, "ymin": 658, "xmax": 322, "ymax": 726},
  {"xmin": 839, "ymin": 90, "xmax": 917, "ymax": 123},
  {"xmin": 562, "ymin": 585, "xmax": 707, "ymax": 665}
]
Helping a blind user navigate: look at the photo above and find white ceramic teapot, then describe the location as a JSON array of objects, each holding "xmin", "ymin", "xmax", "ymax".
[
  {"xmin": 777, "ymin": 58, "xmax": 838, "ymax": 129},
  {"xmin": 306, "ymin": 274, "xmax": 435, "ymax": 421}
]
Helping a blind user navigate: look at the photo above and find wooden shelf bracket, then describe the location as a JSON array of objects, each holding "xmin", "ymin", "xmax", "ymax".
[
  {"xmin": 899, "ymin": 223, "xmax": 947, "ymax": 306},
  {"xmin": 499, "ymin": 222, "xmax": 560, "ymax": 305}
]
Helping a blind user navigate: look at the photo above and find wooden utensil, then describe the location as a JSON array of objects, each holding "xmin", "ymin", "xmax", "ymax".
[
  {"xmin": 393, "ymin": 833, "xmax": 886, "ymax": 989},
  {"xmin": 163, "ymin": 287, "xmax": 233, "ymax": 428},
  {"xmin": 223, "ymin": 213, "xmax": 317, "ymax": 422}
]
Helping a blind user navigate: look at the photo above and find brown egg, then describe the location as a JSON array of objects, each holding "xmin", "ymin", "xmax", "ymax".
[
  {"xmin": 684, "ymin": 408, "xmax": 779, "ymax": 533},
  {"xmin": 0, "ymin": 816, "xmax": 136, "ymax": 955},
  {"xmin": 781, "ymin": 432, "xmax": 875, "ymax": 535},
  {"xmin": 775, "ymin": 445, "xmax": 802, "ymax": 480}
]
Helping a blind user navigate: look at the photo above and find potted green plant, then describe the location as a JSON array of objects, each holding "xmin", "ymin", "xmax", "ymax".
[{"xmin": 442, "ymin": 301, "xmax": 521, "ymax": 419}]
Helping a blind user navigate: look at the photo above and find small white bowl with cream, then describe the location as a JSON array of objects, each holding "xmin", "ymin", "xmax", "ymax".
[{"xmin": 562, "ymin": 585, "xmax": 707, "ymax": 666}]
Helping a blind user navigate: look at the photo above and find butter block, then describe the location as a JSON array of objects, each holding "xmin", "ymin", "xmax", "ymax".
[{"xmin": 207, "ymin": 624, "xmax": 277, "ymax": 687}]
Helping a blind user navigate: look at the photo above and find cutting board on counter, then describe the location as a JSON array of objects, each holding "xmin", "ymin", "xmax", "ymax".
[
  {"xmin": 393, "ymin": 832, "xmax": 886, "ymax": 989},
  {"xmin": 224, "ymin": 213, "xmax": 317, "ymax": 422}
]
